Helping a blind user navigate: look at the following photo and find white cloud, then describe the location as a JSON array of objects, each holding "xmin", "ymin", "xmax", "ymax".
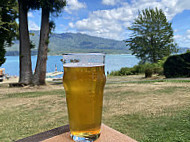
[
  {"xmin": 186, "ymin": 35, "xmax": 190, "ymax": 39},
  {"xmin": 73, "ymin": 6, "xmax": 133, "ymax": 40},
  {"xmin": 102, "ymin": 0, "xmax": 123, "ymax": 6},
  {"xmin": 186, "ymin": 29, "xmax": 190, "ymax": 34},
  {"xmin": 69, "ymin": 22, "xmax": 74, "ymax": 28},
  {"xmin": 186, "ymin": 29, "xmax": 190, "ymax": 40},
  {"xmin": 28, "ymin": 21, "xmax": 40, "ymax": 31},
  {"xmin": 69, "ymin": 0, "xmax": 190, "ymax": 45},
  {"xmin": 65, "ymin": 0, "xmax": 86, "ymax": 14},
  {"xmin": 28, "ymin": 12, "xmax": 34, "ymax": 18}
]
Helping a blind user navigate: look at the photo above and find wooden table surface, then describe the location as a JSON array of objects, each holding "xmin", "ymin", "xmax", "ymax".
[{"xmin": 16, "ymin": 124, "xmax": 137, "ymax": 142}]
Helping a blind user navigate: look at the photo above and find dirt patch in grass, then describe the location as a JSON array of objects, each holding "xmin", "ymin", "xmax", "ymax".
[
  {"xmin": 103, "ymin": 82, "xmax": 190, "ymax": 118},
  {"xmin": 0, "ymin": 83, "xmax": 64, "ymax": 96},
  {"xmin": 0, "ymin": 91, "xmax": 67, "ymax": 111},
  {"xmin": 105, "ymin": 82, "xmax": 190, "ymax": 93},
  {"xmin": 107, "ymin": 74, "xmax": 165, "ymax": 82}
]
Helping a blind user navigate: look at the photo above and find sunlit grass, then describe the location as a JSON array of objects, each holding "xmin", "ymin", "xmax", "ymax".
[{"xmin": 0, "ymin": 80, "xmax": 190, "ymax": 141}]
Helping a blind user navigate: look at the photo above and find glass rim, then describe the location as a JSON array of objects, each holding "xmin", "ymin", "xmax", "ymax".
[{"xmin": 62, "ymin": 53, "xmax": 105, "ymax": 56}]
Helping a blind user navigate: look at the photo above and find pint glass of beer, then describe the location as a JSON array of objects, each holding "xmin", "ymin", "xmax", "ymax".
[{"xmin": 63, "ymin": 53, "xmax": 106, "ymax": 141}]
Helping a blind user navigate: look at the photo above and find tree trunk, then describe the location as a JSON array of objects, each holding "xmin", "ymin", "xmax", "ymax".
[
  {"xmin": 18, "ymin": 0, "xmax": 32, "ymax": 84},
  {"xmin": 0, "ymin": 41, "xmax": 6, "ymax": 67},
  {"xmin": 33, "ymin": 8, "xmax": 49, "ymax": 85}
]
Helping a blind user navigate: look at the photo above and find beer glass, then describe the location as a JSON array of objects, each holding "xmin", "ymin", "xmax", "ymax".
[{"xmin": 63, "ymin": 53, "xmax": 106, "ymax": 141}]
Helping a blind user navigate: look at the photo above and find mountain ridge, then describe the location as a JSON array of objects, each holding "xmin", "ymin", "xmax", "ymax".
[
  {"xmin": 5, "ymin": 31, "xmax": 189, "ymax": 56},
  {"xmin": 6, "ymin": 31, "xmax": 130, "ymax": 55}
]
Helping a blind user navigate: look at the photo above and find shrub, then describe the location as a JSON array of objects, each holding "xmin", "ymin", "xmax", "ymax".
[
  {"xmin": 153, "ymin": 67, "xmax": 163, "ymax": 75},
  {"xmin": 110, "ymin": 71, "xmax": 120, "ymax": 76},
  {"xmin": 154, "ymin": 67, "xmax": 164, "ymax": 75},
  {"xmin": 132, "ymin": 64, "xmax": 145, "ymax": 74},
  {"xmin": 145, "ymin": 69, "xmax": 153, "ymax": 78},
  {"xmin": 164, "ymin": 53, "xmax": 190, "ymax": 78},
  {"xmin": 119, "ymin": 67, "xmax": 133, "ymax": 75},
  {"xmin": 110, "ymin": 57, "xmax": 167, "ymax": 76}
]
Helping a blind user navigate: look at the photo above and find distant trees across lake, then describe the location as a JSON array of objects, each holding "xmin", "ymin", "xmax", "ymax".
[{"xmin": 5, "ymin": 51, "xmax": 38, "ymax": 56}]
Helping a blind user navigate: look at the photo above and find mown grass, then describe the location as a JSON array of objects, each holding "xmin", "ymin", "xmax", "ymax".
[
  {"xmin": 103, "ymin": 108, "xmax": 190, "ymax": 142},
  {"xmin": 0, "ymin": 80, "xmax": 190, "ymax": 142},
  {"xmin": 0, "ymin": 90, "xmax": 68, "ymax": 142},
  {"xmin": 1, "ymin": 89, "xmax": 65, "ymax": 99},
  {"xmin": 107, "ymin": 79, "xmax": 190, "ymax": 84}
]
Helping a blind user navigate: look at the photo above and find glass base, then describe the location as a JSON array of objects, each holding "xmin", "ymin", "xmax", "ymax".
[{"xmin": 70, "ymin": 133, "xmax": 100, "ymax": 142}]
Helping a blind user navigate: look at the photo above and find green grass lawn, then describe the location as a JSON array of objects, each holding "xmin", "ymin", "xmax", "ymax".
[
  {"xmin": 104, "ymin": 108, "xmax": 190, "ymax": 142},
  {"xmin": 0, "ymin": 80, "xmax": 190, "ymax": 142}
]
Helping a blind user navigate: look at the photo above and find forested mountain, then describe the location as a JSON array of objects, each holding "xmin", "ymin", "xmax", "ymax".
[
  {"xmin": 5, "ymin": 31, "xmax": 189, "ymax": 56},
  {"xmin": 6, "ymin": 31, "xmax": 130, "ymax": 55}
]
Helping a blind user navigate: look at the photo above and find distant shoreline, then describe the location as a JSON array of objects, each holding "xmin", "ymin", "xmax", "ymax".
[
  {"xmin": 2, "ymin": 55, "xmax": 139, "ymax": 77},
  {"xmin": 5, "ymin": 52, "xmax": 132, "ymax": 56}
]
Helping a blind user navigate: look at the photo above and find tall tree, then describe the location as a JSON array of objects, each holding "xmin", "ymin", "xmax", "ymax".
[
  {"xmin": 126, "ymin": 8, "xmax": 178, "ymax": 63},
  {"xmin": 18, "ymin": 0, "xmax": 32, "ymax": 84},
  {"xmin": 18, "ymin": 0, "xmax": 40, "ymax": 84},
  {"xmin": 33, "ymin": 0, "xmax": 66, "ymax": 85},
  {"xmin": 0, "ymin": 0, "xmax": 18, "ymax": 66}
]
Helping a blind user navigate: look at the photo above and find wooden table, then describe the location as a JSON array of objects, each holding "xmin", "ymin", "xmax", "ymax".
[{"xmin": 16, "ymin": 124, "xmax": 137, "ymax": 142}]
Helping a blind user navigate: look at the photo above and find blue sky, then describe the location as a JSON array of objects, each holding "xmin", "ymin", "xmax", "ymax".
[{"xmin": 28, "ymin": 0, "xmax": 190, "ymax": 47}]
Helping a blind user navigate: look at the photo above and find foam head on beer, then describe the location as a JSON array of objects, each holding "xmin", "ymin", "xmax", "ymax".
[{"xmin": 63, "ymin": 62, "xmax": 104, "ymax": 67}]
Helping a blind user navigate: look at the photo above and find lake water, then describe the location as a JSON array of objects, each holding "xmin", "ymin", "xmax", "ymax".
[{"xmin": 1, "ymin": 54, "xmax": 139, "ymax": 77}]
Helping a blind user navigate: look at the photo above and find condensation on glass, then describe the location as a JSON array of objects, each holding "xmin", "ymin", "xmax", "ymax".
[{"xmin": 62, "ymin": 53, "xmax": 106, "ymax": 142}]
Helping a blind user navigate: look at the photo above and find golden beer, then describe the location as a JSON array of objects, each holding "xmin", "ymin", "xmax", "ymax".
[{"xmin": 63, "ymin": 64, "xmax": 106, "ymax": 140}]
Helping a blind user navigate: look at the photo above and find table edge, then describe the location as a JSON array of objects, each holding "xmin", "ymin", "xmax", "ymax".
[{"xmin": 15, "ymin": 125, "xmax": 70, "ymax": 142}]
